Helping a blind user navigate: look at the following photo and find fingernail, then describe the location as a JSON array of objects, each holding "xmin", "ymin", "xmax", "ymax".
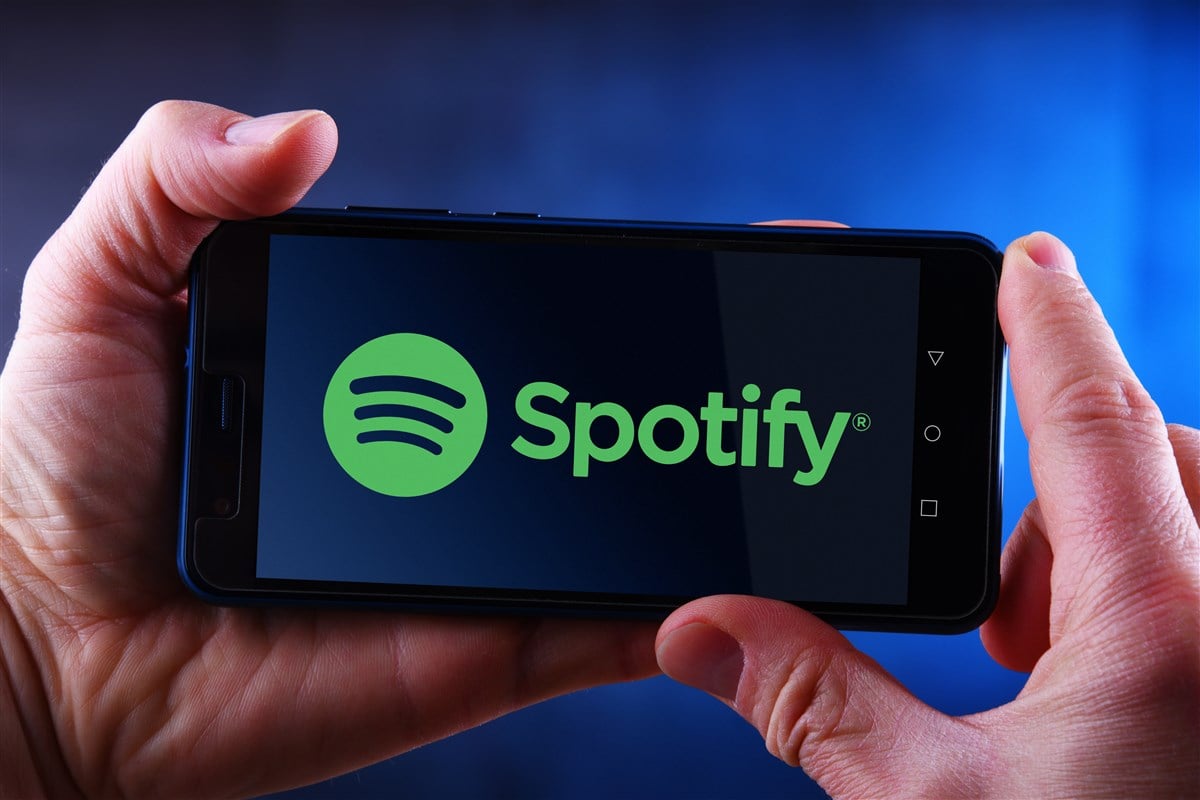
[
  {"xmin": 656, "ymin": 622, "xmax": 744, "ymax": 702},
  {"xmin": 225, "ymin": 110, "xmax": 319, "ymax": 146},
  {"xmin": 1022, "ymin": 231, "xmax": 1077, "ymax": 273}
]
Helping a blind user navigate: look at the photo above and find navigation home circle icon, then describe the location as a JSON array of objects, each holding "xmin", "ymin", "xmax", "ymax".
[{"xmin": 323, "ymin": 333, "xmax": 488, "ymax": 497}]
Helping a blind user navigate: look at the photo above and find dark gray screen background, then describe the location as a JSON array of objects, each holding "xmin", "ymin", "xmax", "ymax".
[
  {"xmin": 714, "ymin": 252, "xmax": 917, "ymax": 597},
  {"xmin": 255, "ymin": 234, "xmax": 918, "ymax": 604}
]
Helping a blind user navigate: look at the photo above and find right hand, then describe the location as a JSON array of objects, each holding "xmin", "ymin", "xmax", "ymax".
[{"xmin": 656, "ymin": 231, "xmax": 1200, "ymax": 798}]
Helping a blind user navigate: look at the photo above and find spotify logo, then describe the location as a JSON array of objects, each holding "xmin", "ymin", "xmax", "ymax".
[
  {"xmin": 327, "ymin": 332, "xmax": 855, "ymax": 496},
  {"xmin": 323, "ymin": 333, "xmax": 487, "ymax": 497}
]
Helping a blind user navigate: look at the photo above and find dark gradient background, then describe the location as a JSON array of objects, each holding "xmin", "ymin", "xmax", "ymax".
[
  {"xmin": 3, "ymin": 2, "xmax": 1196, "ymax": 798},
  {"xmin": 256, "ymin": 236, "xmax": 918, "ymax": 603}
]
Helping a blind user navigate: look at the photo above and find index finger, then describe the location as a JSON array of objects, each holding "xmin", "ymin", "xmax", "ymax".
[{"xmin": 998, "ymin": 232, "xmax": 1198, "ymax": 621}]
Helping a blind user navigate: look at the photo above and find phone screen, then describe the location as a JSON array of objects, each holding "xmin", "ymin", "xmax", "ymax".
[
  {"xmin": 181, "ymin": 212, "xmax": 1003, "ymax": 629},
  {"xmin": 254, "ymin": 233, "xmax": 921, "ymax": 605}
]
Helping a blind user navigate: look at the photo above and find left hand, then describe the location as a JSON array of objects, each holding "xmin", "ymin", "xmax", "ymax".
[{"xmin": 0, "ymin": 100, "xmax": 657, "ymax": 799}]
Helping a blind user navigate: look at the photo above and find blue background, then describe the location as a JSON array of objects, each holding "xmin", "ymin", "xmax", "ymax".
[{"xmin": 2, "ymin": 2, "xmax": 1196, "ymax": 798}]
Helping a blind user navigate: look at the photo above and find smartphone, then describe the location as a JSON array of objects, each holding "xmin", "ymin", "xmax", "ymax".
[{"xmin": 179, "ymin": 208, "xmax": 1004, "ymax": 632}]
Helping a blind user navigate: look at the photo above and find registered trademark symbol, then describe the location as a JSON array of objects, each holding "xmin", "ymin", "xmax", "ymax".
[{"xmin": 852, "ymin": 412, "xmax": 872, "ymax": 432}]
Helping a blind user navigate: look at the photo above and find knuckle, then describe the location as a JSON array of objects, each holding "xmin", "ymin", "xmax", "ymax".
[
  {"xmin": 1027, "ymin": 283, "xmax": 1165, "ymax": 437},
  {"xmin": 764, "ymin": 648, "xmax": 861, "ymax": 768},
  {"xmin": 1041, "ymin": 370, "xmax": 1164, "ymax": 440}
]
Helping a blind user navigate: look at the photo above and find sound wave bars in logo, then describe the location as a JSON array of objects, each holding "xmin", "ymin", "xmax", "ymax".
[
  {"xmin": 348, "ymin": 375, "xmax": 466, "ymax": 455},
  {"xmin": 324, "ymin": 332, "xmax": 488, "ymax": 497}
]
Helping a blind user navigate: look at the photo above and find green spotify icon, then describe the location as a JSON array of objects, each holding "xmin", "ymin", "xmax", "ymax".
[{"xmin": 323, "ymin": 333, "xmax": 487, "ymax": 497}]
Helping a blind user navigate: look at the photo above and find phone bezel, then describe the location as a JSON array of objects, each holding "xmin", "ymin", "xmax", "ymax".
[{"xmin": 179, "ymin": 209, "xmax": 1004, "ymax": 633}]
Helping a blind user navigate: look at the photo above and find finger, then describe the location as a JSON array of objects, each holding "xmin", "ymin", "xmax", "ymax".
[
  {"xmin": 980, "ymin": 502, "xmax": 1052, "ymax": 672},
  {"xmin": 0, "ymin": 101, "xmax": 336, "ymax": 614},
  {"xmin": 19, "ymin": 100, "xmax": 337, "ymax": 337},
  {"xmin": 1168, "ymin": 424, "xmax": 1200, "ymax": 525},
  {"xmin": 656, "ymin": 596, "xmax": 978, "ymax": 797},
  {"xmin": 152, "ymin": 612, "xmax": 659, "ymax": 798},
  {"xmin": 998, "ymin": 233, "xmax": 1198, "ymax": 619},
  {"xmin": 753, "ymin": 219, "xmax": 850, "ymax": 227}
]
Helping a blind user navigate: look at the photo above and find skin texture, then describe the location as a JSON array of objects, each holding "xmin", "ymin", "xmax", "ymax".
[
  {"xmin": 3, "ymin": 100, "xmax": 1197, "ymax": 799},
  {"xmin": 657, "ymin": 229, "xmax": 1200, "ymax": 798},
  {"xmin": 0, "ymin": 101, "xmax": 658, "ymax": 799}
]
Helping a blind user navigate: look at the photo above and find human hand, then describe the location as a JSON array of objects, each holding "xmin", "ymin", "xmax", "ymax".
[
  {"xmin": 0, "ymin": 101, "xmax": 657, "ymax": 798},
  {"xmin": 656, "ymin": 232, "xmax": 1200, "ymax": 797}
]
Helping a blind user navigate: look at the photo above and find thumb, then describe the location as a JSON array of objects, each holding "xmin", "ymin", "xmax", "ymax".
[
  {"xmin": 657, "ymin": 596, "xmax": 981, "ymax": 798},
  {"xmin": 19, "ymin": 100, "xmax": 337, "ymax": 337}
]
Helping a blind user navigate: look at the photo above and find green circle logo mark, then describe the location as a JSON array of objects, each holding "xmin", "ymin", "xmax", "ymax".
[{"xmin": 323, "ymin": 333, "xmax": 487, "ymax": 497}]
